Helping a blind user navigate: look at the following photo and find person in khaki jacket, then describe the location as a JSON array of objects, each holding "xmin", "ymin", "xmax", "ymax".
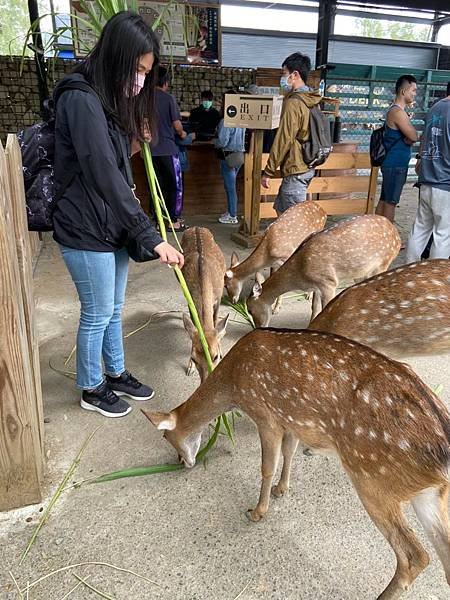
[{"xmin": 261, "ymin": 52, "xmax": 322, "ymax": 215}]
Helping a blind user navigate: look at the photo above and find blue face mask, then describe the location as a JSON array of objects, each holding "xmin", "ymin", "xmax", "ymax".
[
  {"xmin": 280, "ymin": 75, "xmax": 292, "ymax": 92},
  {"xmin": 202, "ymin": 100, "xmax": 213, "ymax": 110}
]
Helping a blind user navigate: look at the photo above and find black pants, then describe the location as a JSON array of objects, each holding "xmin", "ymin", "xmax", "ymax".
[{"xmin": 152, "ymin": 155, "xmax": 181, "ymax": 221}]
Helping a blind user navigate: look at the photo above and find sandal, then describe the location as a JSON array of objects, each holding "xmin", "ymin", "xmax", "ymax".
[{"xmin": 170, "ymin": 221, "xmax": 188, "ymax": 232}]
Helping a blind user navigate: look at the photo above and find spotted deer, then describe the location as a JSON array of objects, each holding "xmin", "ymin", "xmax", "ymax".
[
  {"xmin": 247, "ymin": 214, "xmax": 401, "ymax": 327},
  {"xmin": 224, "ymin": 201, "xmax": 327, "ymax": 303},
  {"xmin": 181, "ymin": 227, "xmax": 229, "ymax": 382},
  {"xmin": 143, "ymin": 328, "xmax": 450, "ymax": 599},
  {"xmin": 309, "ymin": 259, "xmax": 450, "ymax": 357}
]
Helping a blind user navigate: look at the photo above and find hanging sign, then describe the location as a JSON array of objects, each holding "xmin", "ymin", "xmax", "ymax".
[
  {"xmin": 70, "ymin": 1, "xmax": 220, "ymax": 65},
  {"xmin": 224, "ymin": 95, "xmax": 284, "ymax": 130}
]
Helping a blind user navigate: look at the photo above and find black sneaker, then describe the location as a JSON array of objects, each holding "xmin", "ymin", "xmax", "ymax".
[
  {"xmin": 105, "ymin": 370, "xmax": 155, "ymax": 401},
  {"xmin": 80, "ymin": 381, "xmax": 132, "ymax": 418}
]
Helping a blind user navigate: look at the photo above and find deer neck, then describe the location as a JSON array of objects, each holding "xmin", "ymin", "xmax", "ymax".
[
  {"xmin": 174, "ymin": 372, "xmax": 233, "ymax": 434},
  {"xmin": 232, "ymin": 244, "xmax": 267, "ymax": 280},
  {"xmin": 260, "ymin": 266, "xmax": 292, "ymax": 304}
]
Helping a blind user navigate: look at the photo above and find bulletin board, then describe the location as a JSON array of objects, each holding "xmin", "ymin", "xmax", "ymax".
[{"xmin": 70, "ymin": 1, "xmax": 221, "ymax": 65}]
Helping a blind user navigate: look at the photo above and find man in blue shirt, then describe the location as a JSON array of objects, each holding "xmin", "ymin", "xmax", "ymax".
[
  {"xmin": 406, "ymin": 82, "xmax": 450, "ymax": 261},
  {"xmin": 151, "ymin": 67, "xmax": 187, "ymax": 231}
]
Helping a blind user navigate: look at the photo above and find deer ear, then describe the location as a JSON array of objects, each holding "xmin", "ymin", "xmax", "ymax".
[
  {"xmin": 141, "ymin": 410, "xmax": 177, "ymax": 431},
  {"xmin": 230, "ymin": 252, "xmax": 239, "ymax": 268},
  {"xmin": 216, "ymin": 313, "xmax": 230, "ymax": 339},
  {"xmin": 182, "ymin": 313, "xmax": 195, "ymax": 337},
  {"xmin": 255, "ymin": 272, "xmax": 265, "ymax": 285}
]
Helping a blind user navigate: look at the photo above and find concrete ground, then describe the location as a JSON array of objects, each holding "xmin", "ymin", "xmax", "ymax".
[{"xmin": 1, "ymin": 185, "xmax": 450, "ymax": 600}]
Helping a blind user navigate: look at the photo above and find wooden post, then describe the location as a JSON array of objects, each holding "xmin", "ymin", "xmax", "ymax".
[
  {"xmin": 231, "ymin": 130, "xmax": 264, "ymax": 248},
  {"xmin": 6, "ymin": 134, "xmax": 44, "ymax": 452},
  {"xmin": 250, "ymin": 129, "xmax": 264, "ymax": 237},
  {"xmin": 0, "ymin": 141, "xmax": 43, "ymax": 510},
  {"xmin": 366, "ymin": 166, "xmax": 379, "ymax": 214}
]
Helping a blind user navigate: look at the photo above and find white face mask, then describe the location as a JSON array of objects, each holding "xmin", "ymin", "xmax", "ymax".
[
  {"xmin": 280, "ymin": 74, "xmax": 293, "ymax": 92},
  {"xmin": 132, "ymin": 72, "xmax": 146, "ymax": 96}
]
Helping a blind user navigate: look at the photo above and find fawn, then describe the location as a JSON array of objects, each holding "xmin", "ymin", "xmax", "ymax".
[
  {"xmin": 181, "ymin": 227, "xmax": 229, "ymax": 382},
  {"xmin": 247, "ymin": 214, "xmax": 401, "ymax": 327},
  {"xmin": 310, "ymin": 258, "xmax": 450, "ymax": 357},
  {"xmin": 143, "ymin": 328, "xmax": 450, "ymax": 599},
  {"xmin": 224, "ymin": 201, "xmax": 327, "ymax": 303}
]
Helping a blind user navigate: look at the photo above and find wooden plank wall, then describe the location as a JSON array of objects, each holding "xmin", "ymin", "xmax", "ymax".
[{"xmin": 0, "ymin": 137, "xmax": 43, "ymax": 511}]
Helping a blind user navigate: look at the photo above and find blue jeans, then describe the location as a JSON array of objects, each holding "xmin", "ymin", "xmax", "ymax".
[
  {"xmin": 59, "ymin": 246, "xmax": 129, "ymax": 390},
  {"xmin": 220, "ymin": 160, "xmax": 240, "ymax": 217}
]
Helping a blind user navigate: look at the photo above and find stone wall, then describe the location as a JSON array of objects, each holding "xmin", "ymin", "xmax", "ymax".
[{"xmin": 0, "ymin": 56, "xmax": 255, "ymax": 140}]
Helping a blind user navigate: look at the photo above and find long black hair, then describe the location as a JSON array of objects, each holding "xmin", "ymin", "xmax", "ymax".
[{"xmin": 74, "ymin": 11, "xmax": 160, "ymax": 140}]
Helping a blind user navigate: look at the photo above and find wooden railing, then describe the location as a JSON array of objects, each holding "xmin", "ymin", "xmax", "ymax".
[
  {"xmin": 259, "ymin": 151, "xmax": 378, "ymax": 219},
  {"xmin": 0, "ymin": 135, "xmax": 43, "ymax": 510}
]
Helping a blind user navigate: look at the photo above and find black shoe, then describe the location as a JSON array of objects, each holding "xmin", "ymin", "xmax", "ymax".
[
  {"xmin": 105, "ymin": 370, "xmax": 155, "ymax": 401},
  {"xmin": 80, "ymin": 381, "xmax": 132, "ymax": 418}
]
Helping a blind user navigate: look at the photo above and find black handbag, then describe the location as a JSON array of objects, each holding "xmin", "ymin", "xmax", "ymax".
[{"xmin": 115, "ymin": 126, "xmax": 159, "ymax": 263}]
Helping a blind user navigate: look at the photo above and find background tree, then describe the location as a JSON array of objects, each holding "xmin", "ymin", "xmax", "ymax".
[
  {"xmin": 0, "ymin": 0, "xmax": 31, "ymax": 55},
  {"xmin": 355, "ymin": 17, "xmax": 431, "ymax": 42}
]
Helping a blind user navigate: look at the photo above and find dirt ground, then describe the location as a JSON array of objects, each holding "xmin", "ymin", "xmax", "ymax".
[{"xmin": 1, "ymin": 185, "xmax": 449, "ymax": 600}]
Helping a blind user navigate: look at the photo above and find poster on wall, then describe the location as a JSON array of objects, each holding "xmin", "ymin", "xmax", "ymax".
[{"xmin": 70, "ymin": 1, "xmax": 220, "ymax": 65}]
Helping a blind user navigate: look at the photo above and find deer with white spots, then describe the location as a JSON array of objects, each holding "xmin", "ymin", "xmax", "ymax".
[
  {"xmin": 309, "ymin": 258, "xmax": 450, "ymax": 357},
  {"xmin": 143, "ymin": 328, "xmax": 450, "ymax": 599},
  {"xmin": 247, "ymin": 214, "xmax": 401, "ymax": 327},
  {"xmin": 181, "ymin": 227, "xmax": 229, "ymax": 382},
  {"xmin": 224, "ymin": 201, "xmax": 327, "ymax": 304}
]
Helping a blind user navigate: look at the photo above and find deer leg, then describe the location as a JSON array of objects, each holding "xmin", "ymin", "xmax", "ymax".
[
  {"xmin": 270, "ymin": 265, "xmax": 284, "ymax": 315},
  {"xmin": 411, "ymin": 484, "xmax": 450, "ymax": 584},
  {"xmin": 310, "ymin": 289, "xmax": 323, "ymax": 321},
  {"xmin": 246, "ymin": 427, "xmax": 282, "ymax": 522},
  {"xmin": 320, "ymin": 284, "xmax": 337, "ymax": 312},
  {"xmin": 272, "ymin": 432, "xmax": 299, "ymax": 498},
  {"xmin": 352, "ymin": 481, "xmax": 429, "ymax": 600}
]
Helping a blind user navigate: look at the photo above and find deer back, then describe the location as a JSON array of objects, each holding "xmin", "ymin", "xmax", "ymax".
[
  {"xmin": 309, "ymin": 259, "xmax": 450, "ymax": 357},
  {"xmin": 263, "ymin": 201, "xmax": 327, "ymax": 261},
  {"xmin": 152, "ymin": 328, "xmax": 450, "ymax": 494},
  {"xmin": 226, "ymin": 330, "xmax": 450, "ymax": 486},
  {"xmin": 296, "ymin": 214, "xmax": 401, "ymax": 281},
  {"xmin": 182, "ymin": 227, "xmax": 226, "ymax": 327}
]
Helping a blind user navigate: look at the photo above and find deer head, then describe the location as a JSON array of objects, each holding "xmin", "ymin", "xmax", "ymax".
[
  {"xmin": 224, "ymin": 252, "xmax": 241, "ymax": 303},
  {"xmin": 183, "ymin": 313, "xmax": 229, "ymax": 382},
  {"xmin": 142, "ymin": 409, "xmax": 202, "ymax": 468}
]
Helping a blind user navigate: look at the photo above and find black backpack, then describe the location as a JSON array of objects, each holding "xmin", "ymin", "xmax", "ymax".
[
  {"xmin": 369, "ymin": 123, "xmax": 386, "ymax": 167},
  {"xmin": 296, "ymin": 95, "xmax": 332, "ymax": 169},
  {"xmin": 17, "ymin": 81, "xmax": 93, "ymax": 231}
]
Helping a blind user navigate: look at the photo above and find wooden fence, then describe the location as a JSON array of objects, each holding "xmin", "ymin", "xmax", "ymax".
[{"xmin": 0, "ymin": 134, "xmax": 43, "ymax": 511}]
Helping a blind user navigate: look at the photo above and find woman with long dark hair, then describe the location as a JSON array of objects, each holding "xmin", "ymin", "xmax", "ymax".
[{"xmin": 53, "ymin": 11, "xmax": 184, "ymax": 418}]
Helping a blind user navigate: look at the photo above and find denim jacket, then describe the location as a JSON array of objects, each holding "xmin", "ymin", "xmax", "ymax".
[{"xmin": 214, "ymin": 119, "xmax": 245, "ymax": 152}]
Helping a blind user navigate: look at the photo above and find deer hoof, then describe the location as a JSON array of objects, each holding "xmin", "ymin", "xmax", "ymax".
[
  {"xmin": 271, "ymin": 485, "xmax": 286, "ymax": 498},
  {"xmin": 245, "ymin": 509, "xmax": 264, "ymax": 522}
]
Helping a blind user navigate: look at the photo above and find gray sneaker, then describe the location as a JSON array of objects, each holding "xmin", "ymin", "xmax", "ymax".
[
  {"xmin": 218, "ymin": 214, "xmax": 238, "ymax": 224},
  {"xmin": 105, "ymin": 370, "xmax": 155, "ymax": 401},
  {"xmin": 81, "ymin": 381, "xmax": 132, "ymax": 418}
]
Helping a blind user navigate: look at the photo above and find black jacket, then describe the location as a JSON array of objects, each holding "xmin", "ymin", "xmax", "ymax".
[{"xmin": 53, "ymin": 73, "xmax": 163, "ymax": 252}]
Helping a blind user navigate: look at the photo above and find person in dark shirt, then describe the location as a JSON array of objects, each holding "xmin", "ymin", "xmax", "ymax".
[
  {"xmin": 151, "ymin": 67, "xmax": 187, "ymax": 230},
  {"xmin": 53, "ymin": 12, "xmax": 184, "ymax": 418},
  {"xmin": 189, "ymin": 90, "xmax": 221, "ymax": 140}
]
